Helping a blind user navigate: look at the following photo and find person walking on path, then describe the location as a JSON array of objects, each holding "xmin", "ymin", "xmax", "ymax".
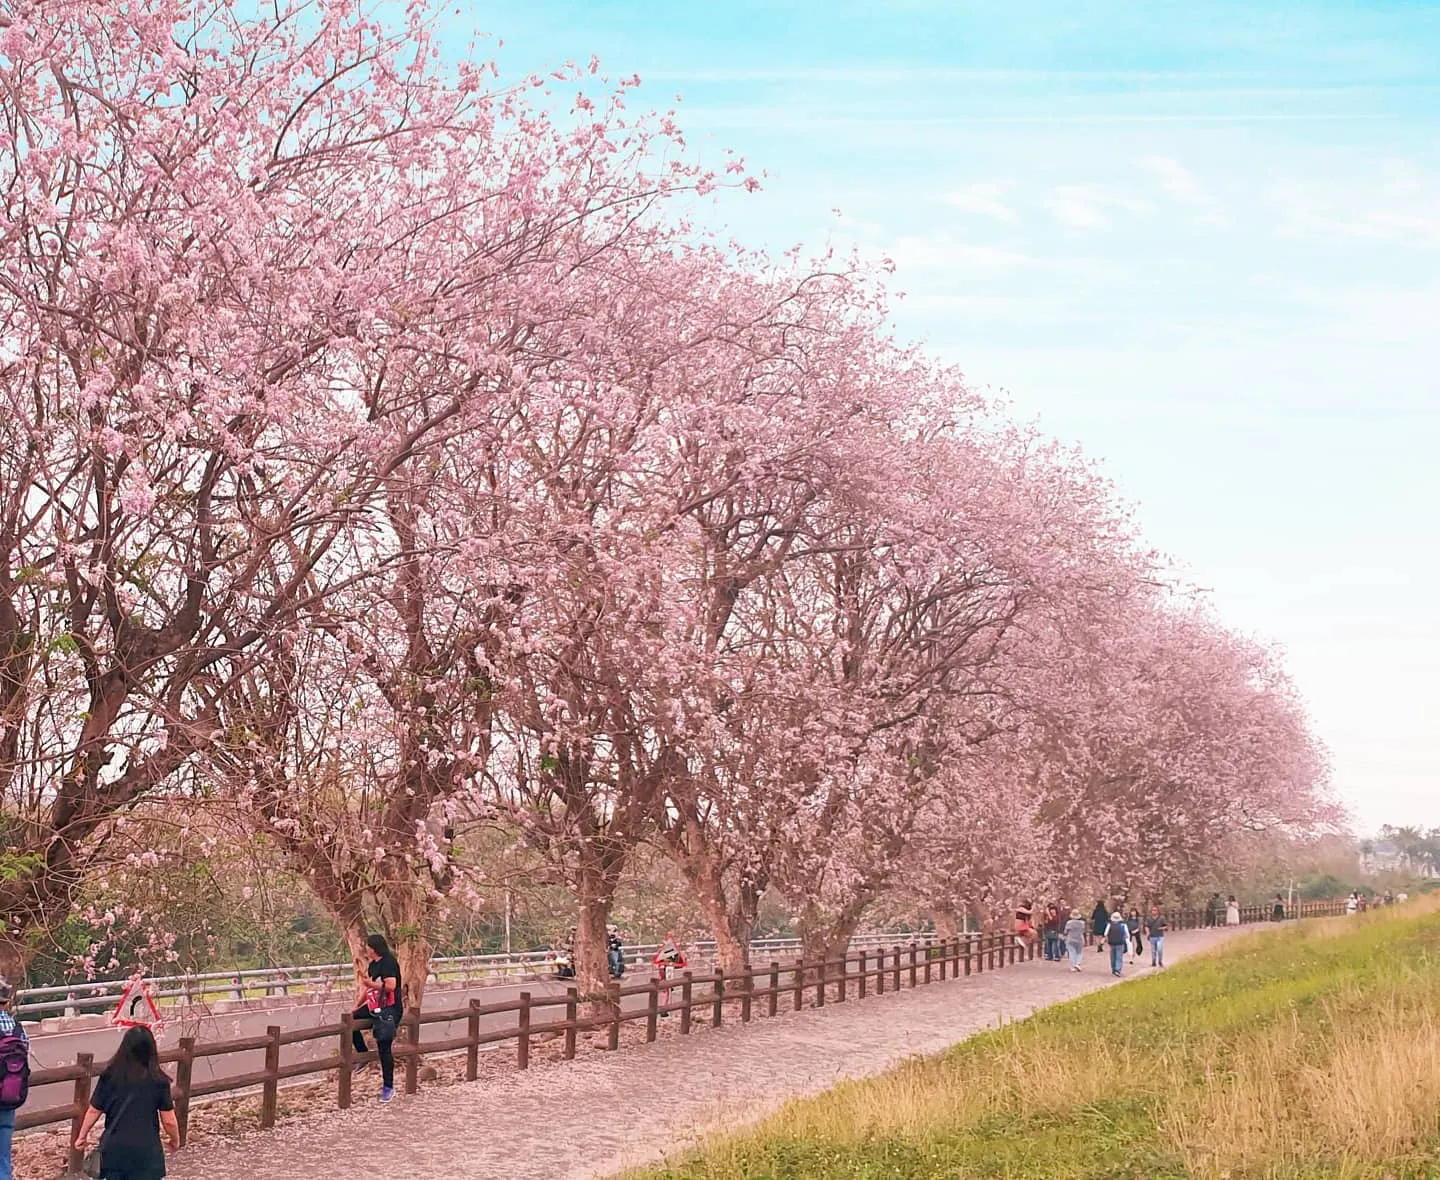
[
  {"xmin": 1225, "ymin": 895, "xmax": 1241, "ymax": 926},
  {"xmin": 653, "ymin": 932, "xmax": 687, "ymax": 1015},
  {"xmin": 1145, "ymin": 905, "xmax": 1168, "ymax": 968},
  {"xmin": 1271, "ymin": 894, "xmax": 1286, "ymax": 921},
  {"xmin": 73, "ymin": 1025, "xmax": 180, "ymax": 1180},
  {"xmin": 1090, "ymin": 900, "xmax": 1109, "ymax": 953},
  {"xmin": 1104, "ymin": 910, "xmax": 1129, "ymax": 977},
  {"xmin": 0, "ymin": 981, "xmax": 27, "ymax": 1180},
  {"xmin": 1125, "ymin": 907, "xmax": 1143, "ymax": 963},
  {"xmin": 352, "ymin": 933, "xmax": 403, "ymax": 1102},
  {"xmin": 1063, "ymin": 909, "xmax": 1087, "ymax": 971},
  {"xmin": 1041, "ymin": 904, "xmax": 1062, "ymax": 962}
]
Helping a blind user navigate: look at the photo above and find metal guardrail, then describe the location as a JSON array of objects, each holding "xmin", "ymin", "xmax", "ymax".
[{"xmin": 16, "ymin": 932, "xmax": 909, "ymax": 1018}]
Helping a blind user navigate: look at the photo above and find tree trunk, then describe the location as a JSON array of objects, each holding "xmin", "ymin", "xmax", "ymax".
[
  {"xmin": 932, "ymin": 908, "xmax": 960, "ymax": 940},
  {"xmin": 797, "ymin": 904, "xmax": 866, "ymax": 975},
  {"xmin": 685, "ymin": 867, "xmax": 760, "ymax": 981},
  {"xmin": 574, "ymin": 856, "xmax": 619, "ymax": 1018},
  {"xmin": 0, "ymin": 934, "xmax": 28, "ymax": 988},
  {"xmin": 393, "ymin": 931, "xmax": 432, "ymax": 1014}
]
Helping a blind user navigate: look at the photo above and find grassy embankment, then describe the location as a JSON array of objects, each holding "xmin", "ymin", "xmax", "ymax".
[{"xmin": 631, "ymin": 900, "xmax": 1440, "ymax": 1179}]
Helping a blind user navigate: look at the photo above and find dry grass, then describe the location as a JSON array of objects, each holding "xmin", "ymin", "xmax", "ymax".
[{"xmin": 631, "ymin": 897, "xmax": 1440, "ymax": 1179}]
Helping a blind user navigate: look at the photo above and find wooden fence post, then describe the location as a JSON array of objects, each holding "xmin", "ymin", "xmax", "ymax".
[
  {"xmin": 607, "ymin": 983, "xmax": 621, "ymax": 1050},
  {"xmin": 937, "ymin": 938, "xmax": 946, "ymax": 981},
  {"xmin": 647, "ymin": 978, "xmax": 660, "ymax": 1042},
  {"xmin": 563, "ymin": 988, "xmax": 578, "ymax": 1060},
  {"xmin": 768, "ymin": 962, "xmax": 780, "ymax": 1017},
  {"xmin": 892, "ymin": 945, "xmax": 903, "ymax": 991},
  {"xmin": 924, "ymin": 942, "xmax": 933, "ymax": 984},
  {"xmin": 909, "ymin": 941, "xmax": 919, "ymax": 987},
  {"xmin": 858, "ymin": 951, "xmax": 868, "ymax": 998},
  {"xmin": 792, "ymin": 961, "xmax": 805, "ymax": 1010},
  {"xmin": 175, "ymin": 1037, "xmax": 195, "ymax": 1146},
  {"xmin": 338, "ymin": 1013, "xmax": 355, "ymax": 1110},
  {"xmin": 67, "ymin": 1052, "xmax": 93, "ymax": 1175},
  {"xmin": 876, "ymin": 948, "xmax": 885, "ymax": 994},
  {"xmin": 517, "ymin": 991, "xmax": 532, "ymax": 1069},
  {"xmin": 404, "ymin": 1010, "xmax": 420, "ymax": 1094},
  {"xmin": 680, "ymin": 972, "xmax": 693, "ymax": 1034},
  {"xmin": 837, "ymin": 955, "xmax": 847, "ymax": 1003},
  {"xmin": 816, "ymin": 959, "xmax": 826, "ymax": 1008},
  {"xmin": 261, "ymin": 1024, "xmax": 281, "ymax": 1128},
  {"xmin": 741, "ymin": 967, "xmax": 753, "ymax": 1023},
  {"xmin": 467, "ymin": 999, "xmax": 482, "ymax": 1079},
  {"xmin": 712, "ymin": 969, "xmax": 725, "ymax": 1028},
  {"xmin": 964, "ymin": 937, "xmax": 972, "ymax": 976}
]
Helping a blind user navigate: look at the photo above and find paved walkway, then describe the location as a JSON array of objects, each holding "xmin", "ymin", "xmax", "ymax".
[{"xmin": 169, "ymin": 927, "xmax": 1248, "ymax": 1180}]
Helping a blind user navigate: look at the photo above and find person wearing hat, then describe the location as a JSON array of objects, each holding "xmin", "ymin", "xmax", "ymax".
[
  {"xmin": 1103, "ymin": 910, "xmax": 1130, "ymax": 977},
  {"xmin": 0, "ymin": 980, "xmax": 27, "ymax": 1180}
]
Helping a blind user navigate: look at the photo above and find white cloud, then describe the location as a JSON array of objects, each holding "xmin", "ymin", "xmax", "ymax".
[
  {"xmin": 1139, "ymin": 155, "xmax": 1208, "ymax": 206},
  {"xmin": 884, "ymin": 235, "xmax": 1029, "ymax": 272},
  {"xmin": 943, "ymin": 183, "xmax": 1018, "ymax": 222},
  {"xmin": 1045, "ymin": 187, "xmax": 1110, "ymax": 229}
]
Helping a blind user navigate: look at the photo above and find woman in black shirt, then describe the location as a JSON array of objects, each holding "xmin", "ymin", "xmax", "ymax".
[
  {"xmin": 352, "ymin": 933, "xmax": 403, "ymax": 1102},
  {"xmin": 73, "ymin": 1025, "xmax": 180, "ymax": 1180}
]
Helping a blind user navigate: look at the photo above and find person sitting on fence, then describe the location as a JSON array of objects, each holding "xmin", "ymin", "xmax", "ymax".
[
  {"xmin": 1013, "ymin": 899, "xmax": 1036, "ymax": 950},
  {"xmin": 351, "ymin": 933, "xmax": 403, "ymax": 1103},
  {"xmin": 73, "ymin": 1025, "xmax": 180, "ymax": 1180},
  {"xmin": 0, "ymin": 980, "xmax": 28, "ymax": 1180}
]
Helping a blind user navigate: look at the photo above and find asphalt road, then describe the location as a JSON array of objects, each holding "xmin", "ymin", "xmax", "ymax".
[{"xmin": 23, "ymin": 972, "xmax": 673, "ymax": 1119}]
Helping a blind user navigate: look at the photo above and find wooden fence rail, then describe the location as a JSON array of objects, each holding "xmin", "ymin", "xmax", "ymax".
[{"xmin": 20, "ymin": 900, "xmax": 1348, "ymax": 1171}]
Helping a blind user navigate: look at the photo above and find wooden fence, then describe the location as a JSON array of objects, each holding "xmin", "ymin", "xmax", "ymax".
[{"xmin": 22, "ymin": 900, "xmax": 1348, "ymax": 1171}]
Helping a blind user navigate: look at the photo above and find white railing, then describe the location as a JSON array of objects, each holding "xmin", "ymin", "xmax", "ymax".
[{"xmin": 16, "ymin": 931, "xmax": 919, "ymax": 1018}]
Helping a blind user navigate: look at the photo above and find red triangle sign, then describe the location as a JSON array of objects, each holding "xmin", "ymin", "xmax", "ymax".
[{"xmin": 110, "ymin": 975, "xmax": 162, "ymax": 1029}]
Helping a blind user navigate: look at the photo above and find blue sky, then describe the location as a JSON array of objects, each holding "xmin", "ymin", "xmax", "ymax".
[{"xmin": 452, "ymin": 0, "xmax": 1440, "ymax": 833}]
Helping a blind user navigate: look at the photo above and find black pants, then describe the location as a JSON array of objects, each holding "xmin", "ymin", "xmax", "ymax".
[
  {"xmin": 100, "ymin": 1143, "xmax": 166, "ymax": 1180},
  {"xmin": 352, "ymin": 1004, "xmax": 397, "ymax": 1089}
]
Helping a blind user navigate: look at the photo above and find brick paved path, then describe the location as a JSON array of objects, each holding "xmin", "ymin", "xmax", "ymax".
[{"xmin": 168, "ymin": 927, "xmax": 1247, "ymax": 1180}]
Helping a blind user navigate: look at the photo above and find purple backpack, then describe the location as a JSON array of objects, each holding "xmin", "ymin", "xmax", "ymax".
[{"xmin": 0, "ymin": 1030, "xmax": 30, "ymax": 1109}]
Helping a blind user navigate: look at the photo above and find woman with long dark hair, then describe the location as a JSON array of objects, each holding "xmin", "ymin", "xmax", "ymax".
[
  {"xmin": 73, "ymin": 1026, "xmax": 180, "ymax": 1180},
  {"xmin": 351, "ymin": 932, "xmax": 403, "ymax": 1102}
]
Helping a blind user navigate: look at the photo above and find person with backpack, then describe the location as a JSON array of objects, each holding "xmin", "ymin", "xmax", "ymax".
[
  {"xmin": 351, "ymin": 933, "xmax": 402, "ymax": 1102},
  {"xmin": 1104, "ymin": 910, "xmax": 1130, "ymax": 977},
  {"xmin": 0, "ymin": 980, "xmax": 29, "ymax": 1180},
  {"xmin": 73, "ymin": 1025, "xmax": 180, "ymax": 1180}
]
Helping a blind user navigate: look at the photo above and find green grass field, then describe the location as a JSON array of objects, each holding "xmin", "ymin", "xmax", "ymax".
[{"xmin": 630, "ymin": 901, "xmax": 1440, "ymax": 1180}]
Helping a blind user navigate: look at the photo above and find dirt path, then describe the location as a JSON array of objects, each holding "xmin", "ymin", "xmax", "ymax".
[{"xmin": 167, "ymin": 926, "xmax": 1251, "ymax": 1180}]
